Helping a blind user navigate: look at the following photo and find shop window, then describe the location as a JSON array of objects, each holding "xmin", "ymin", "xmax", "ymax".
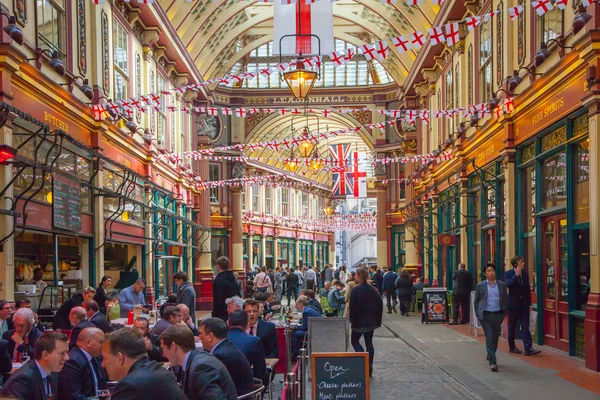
[
  {"xmin": 242, "ymin": 186, "xmax": 246, "ymax": 211},
  {"xmin": 479, "ymin": 19, "xmax": 493, "ymax": 104},
  {"xmin": 209, "ymin": 164, "xmax": 220, "ymax": 204},
  {"xmin": 290, "ymin": 190, "xmax": 295, "ymax": 218},
  {"xmin": 486, "ymin": 187, "xmax": 496, "ymax": 219},
  {"xmin": 265, "ymin": 187, "xmax": 272, "ymax": 215},
  {"xmin": 113, "ymin": 20, "xmax": 129, "ymax": 102},
  {"xmin": 37, "ymin": 0, "xmax": 66, "ymax": 56},
  {"xmin": 445, "ymin": 67, "xmax": 454, "ymax": 141},
  {"xmin": 301, "ymin": 193, "xmax": 308, "ymax": 217},
  {"xmin": 521, "ymin": 165, "xmax": 536, "ymax": 232},
  {"xmin": 575, "ymin": 229, "xmax": 590, "ymax": 310},
  {"xmin": 265, "ymin": 241, "xmax": 273, "ymax": 257},
  {"xmin": 252, "ymin": 184, "xmax": 259, "ymax": 212},
  {"xmin": 538, "ymin": 8, "xmax": 563, "ymax": 43},
  {"xmin": 157, "ymin": 75, "xmax": 167, "ymax": 144},
  {"xmin": 542, "ymin": 151, "xmax": 567, "ymax": 209},
  {"xmin": 574, "ymin": 140, "xmax": 590, "ymax": 224}
]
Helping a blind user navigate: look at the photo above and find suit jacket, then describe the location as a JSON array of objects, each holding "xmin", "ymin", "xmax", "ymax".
[
  {"xmin": 53, "ymin": 293, "xmax": 85, "ymax": 330},
  {"xmin": 504, "ymin": 268, "xmax": 532, "ymax": 309},
  {"xmin": 111, "ymin": 357, "xmax": 186, "ymax": 400},
  {"xmin": 69, "ymin": 320, "xmax": 96, "ymax": 350},
  {"xmin": 473, "ymin": 280, "xmax": 509, "ymax": 322},
  {"xmin": 307, "ymin": 298, "xmax": 323, "ymax": 315},
  {"xmin": 1, "ymin": 359, "xmax": 58, "ymax": 400},
  {"xmin": 0, "ymin": 339, "xmax": 12, "ymax": 374},
  {"xmin": 2, "ymin": 327, "xmax": 43, "ymax": 360},
  {"xmin": 176, "ymin": 282, "xmax": 196, "ymax": 321},
  {"xmin": 286, "ymin": 272, "xmax": 299, "ymax": 289},
  {"xmin": 227, "ymin": 328, "xmax": 267, "ymax": 383},
  {"xmin": 298, "ymin": 305, "xmax": 322, "ymax": 334},
  {"xmin": 373, "ymin": 271, "xmax": 383, "ymax": 291},
  {"xmin": 256, "ymin": 319, "xmax": 279, "ymax": 358},
  {"xmin": 180, "ymin": 350, "xmax": 237, "ymax": 400},
  {"xmin": 90, "ymin": 312, "xmax": 110, "ymax": 333},
  {"xmin": 212, "ymin": 271, "xmax": 241, "ymax": 322},
  {"xmin": 145, "ymin": 333, "xmax": 166, "ymax": 363},
  {"xmin": 452, "ymin": 269, "xmax": 474, "ymax": 297},
  {"xmin": 58, "ymin": 346, "xmax": 108, "ymax": 400},
  {"xmin": 383, "ymin": 272, "xmax": 398, "ymax": 294},
  {"xmin": 212, "ymin": 339, "xmax": 255, "ymax": 396}
]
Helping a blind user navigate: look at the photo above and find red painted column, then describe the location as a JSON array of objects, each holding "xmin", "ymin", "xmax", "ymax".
[{"xmin": 196, "ymin": 136, "xmax": 214, "ymax": 311}]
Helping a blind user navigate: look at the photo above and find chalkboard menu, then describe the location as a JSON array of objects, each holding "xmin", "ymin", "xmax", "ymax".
[
  {"xmin": 423, "ymin": 288, "xmax": 448, "ymax": 324},
  {"xmin": 311, "ymin": 352, "xmax": 369, "ymax": 400},
  {"xmin": 53, "ymin": 174, "xmax": 82, "ymax": 232}
]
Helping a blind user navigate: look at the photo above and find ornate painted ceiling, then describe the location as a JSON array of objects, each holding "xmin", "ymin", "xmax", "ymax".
[{"xmin": 162, "ymin": 0, "xmax": 437, "ymax": 86}]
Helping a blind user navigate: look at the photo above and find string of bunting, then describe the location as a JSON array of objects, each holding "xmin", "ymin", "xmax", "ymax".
[
  {"xmin": 242, "ymin": 212, "xmax": 376, "ymax": 233},
  {"xmin": 90, "ymin": 0, "xmax": 569, "ymax": 118},
  {"xmin": 196, "ymin": 173, "xmax": 326, "ymax": 190}
]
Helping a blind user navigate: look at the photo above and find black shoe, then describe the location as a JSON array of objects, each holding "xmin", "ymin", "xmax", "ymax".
[
  {"xmin": 405, "ymin": 314, "xmax": 409, "ymax": 317},
  {"xmin": 448, "ymin": 321, "xmax": 457, "ymax": 325},
  {"xmin": 392, "ymin": 308, "xmax": 398, "ymax": 313},
  {"xmin": 491, "ymin": 364, "xmax": 498, "ymax": 372},
  {"xmin": 387, "ymin": 310, "xmax": 392, "ymax": 314},
  {"xmin": 486, "ymin": 355, "xmax": 490, "ymax": 363},
  {"xmin": 509, "ymin": 348, "xmax": 523, "ymax": 354},
  {"xmin": 524, "ymin": 349, "xmax": 541, "ymax": 356},
  {"xmin": 459, "ymin": 321, "xmax": 468, "ymax": 325}
]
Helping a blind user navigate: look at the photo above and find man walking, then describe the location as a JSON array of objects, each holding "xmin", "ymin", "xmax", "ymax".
[
  {"xmin": 175, "ymin": 271, "xmax": 196, "ymax": 321},
  {"xmin": 383, "ymin": 266, "xmax": 398, "ymax": 313},
  {"xmin": 212, "ymin": 257, "xmax": 241, "ymax": 322},
  {"xmin": 474, "ymin": 264, "xmax": 508, "ymax": 372},
  {"xmin": 505, "ymin": 256, "xmax": 541, "ymax": 356},
  {"xmin": 304, "ymin": 266, "xmax": 317, "ymax": 291},
  {"xmin": 449, "ymin": 263, "xmax": 473, "ymax": 325}
]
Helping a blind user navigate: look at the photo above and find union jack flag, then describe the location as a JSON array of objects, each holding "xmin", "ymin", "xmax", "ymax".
[{"xmin": 329, "ymin": 144, "xmax": 351, "ymax": 196}]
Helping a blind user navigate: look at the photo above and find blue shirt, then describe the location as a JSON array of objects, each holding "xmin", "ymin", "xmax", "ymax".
[
  {"xmin": 181, "ymin": 351, "xmax": 192, "ymax": 372},
  {"xmin": 35, "ymin": 360, "xmax": 51, "ymax": 396},
  {"xmin": 118, "ymin": 286, "xmax": 146, "ymax": 317},
  {"xmin": 485, "ymin": 280, "xmax": 501, "ymax": 312}
]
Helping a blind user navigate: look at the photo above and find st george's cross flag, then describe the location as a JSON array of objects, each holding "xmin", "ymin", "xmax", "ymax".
[
  {"xmin": 345, "ymin": 151, "xmax": 368, "ymax": 198},
  {"xmin": 273, "ymin": 0, "xmax": 334, "ymax": 55}
]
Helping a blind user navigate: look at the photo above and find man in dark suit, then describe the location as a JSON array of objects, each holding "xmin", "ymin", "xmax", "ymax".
[
  {"xmin": 175, "ymin": 271, "xmax": 197, "ymax": 321},
  {"xmin": 292, "ymin": 296, "xmax": 322, "ymax": 358},
  {"xmin": 68, "ymin": 307, "xmax": 96, "ymax": 350},
  {"xmin": 53, "ymin": 287, "xmax": 96, "ymax": 330},
  {"xmin": 132, "ymin": 317, "xmax": 165, "ymax": 362},
  {"xmin": 243, "ymin": 299, "xmax": 279, "ymax": 358},
  {"xmin": 212, "ymin": 256, "xmax": 241, "ymax": 322},
  {"xmin": 286, "ymin": 268, "xmax": 300, "ymax": 306},
  {"xmin": 2, "ymin": 307, "xmax": 43, "ymax": 361},
  {"xmin": 160, "ymin": 324, "xmax": 237, "ymax": 400},
  {"xmin": 83, "ymin": 300, "xmax": 110, "ymax": 333},
  {"xmin": 505, "ymin": 256, "xmax": 541, "ymax": 356},
  {"xmin": 1, "ymin": 331, "xmax": 69, "ymax": 400},
  {"xmin": 199, "ymin": 317, "xmax": 254, "ymax": 396},
  {"xmin": 474, "ymin": 264, "xmax": 509, "ymax": 372},
  {"xmin": 301, "ymin": 289, "xmax": 323, "ymax": 315},
  {"xmin": 58, "ymin": 327, "xmax": 108, "ymax": 399},
  {"xmin": 383, "ymin": 266, "xmax": 399, "ymax": 313},
  {"xmin": 101, "ymin": 327, "xmax": 186, "ymax": 400},
  {"xmin": 227, "ymin": 310, "xmax": 267, "ymax": 384},
  {"xmin": 0, "ymin": 339, "xmax": 12, "ymax": 375},
  {"xmin": 449, "ymin": 263, "xmax": 473, "ymax": 325}
]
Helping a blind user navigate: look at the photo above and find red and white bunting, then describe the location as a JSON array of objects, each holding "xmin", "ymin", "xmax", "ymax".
[
  {"xmin": 531, "ymin": 0, "xmax": 554, "ymax": 16},
  {"xmin": 407, "ymin": 0, "xmax": 423, "ymax": 4},
  {"xmin": 444, "ymin": 22, "xmax": 460, "ymax": 46},
  {"xmin": 410, "ymin": 31, "xmax": 426, "ymax": 49},
  {"xmin": 374, "ymin": 40, "xmax": 390, "ymax": 60},
  {"xmin": 428, "ymin": 27, "xmax": 445, "ymax": 46},
  {"xmin": 555, "ymin": 0, "xmax": 568, "ymax": 10},
  {"xmin": 392, "ymin": 36, "xmax": 411, "ymax": 53},
  {"xmin": 360, "ymin": 43, "xmax": 377, "ymax": 60},
  {"xmin": 329, "ymin": 51, "xmax": 345, "ymax": 66},
  {"xmin": 464, "ymin": 16, "xmax": 482, "ymax": 32},
  {"xmin": 508, "ymin": 5, "xmax": 524, "ymax": 20}
]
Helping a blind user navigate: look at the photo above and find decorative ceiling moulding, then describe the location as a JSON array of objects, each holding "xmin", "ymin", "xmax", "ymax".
[{"xmin": 242, "ymin": 94, "xmax": 374, "ymax": 106}]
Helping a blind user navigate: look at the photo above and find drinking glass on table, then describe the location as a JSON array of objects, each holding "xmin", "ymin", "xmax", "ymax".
[
  {"xmin": 19, "ymin": 352, "xmax": 29, "ymax": 363},
  {"xmin": 97, "ymin": 389, "xmax": 111, "ymax": 399}
]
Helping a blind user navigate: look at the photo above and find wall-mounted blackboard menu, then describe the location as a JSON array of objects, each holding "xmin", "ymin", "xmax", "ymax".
[
  {"xmin": 423, "ymin": 288, "xmax": 448, "ymax": 324},
  {"xmin": 311, "ymin": 352, "xmax": 369, "ymax": 400},
  {"xmin": 53, "ymin": 174, "xmax": 82, "ymax": 232}
]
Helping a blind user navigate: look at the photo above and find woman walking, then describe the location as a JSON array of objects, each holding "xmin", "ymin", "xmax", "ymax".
[
  {"xmin": 343, "ymin": 271, "xmax": 357, "ymax": 318},
  {"xmin": 274, "ymin": 267, "xmax": 284, "ymax": 301},
  {"xmin": 395, "ymin": 269, "xmax": 414, "ymax": 316}
]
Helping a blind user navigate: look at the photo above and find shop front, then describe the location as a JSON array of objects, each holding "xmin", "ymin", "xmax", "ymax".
[
  {"xmin": 516, "ymin": 110, "xmax": 589, "ymax": 358},
  {"xmin": 437, "ymin": 185, "xmax": 461, "ymax": 289},
  {"xmin": 316, "ymin": 240, "xmax": 329, "ymax": 268},
  {"xmin": 278, "ymin": 236, "xmax": 296, "ymax": 269}
]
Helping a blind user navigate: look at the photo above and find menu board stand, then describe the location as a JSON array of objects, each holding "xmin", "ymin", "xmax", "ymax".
[
  {"xmin": 311, "ymin": 352, "xmax": 369, "ymax": 400},
  {"xmin": 422, "ymin": 288, "xmax": 449, "ymax": 324},
  {"xmin": 52, "ymin": 174, "xmax": 82, "ymax": 233}
]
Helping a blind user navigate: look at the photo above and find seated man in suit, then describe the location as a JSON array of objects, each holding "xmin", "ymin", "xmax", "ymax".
[
  {"xmin": 83, "ymin": 300, "xmax": 110, "ymax": 333},
  {"xmin": 177, "ymin": 303, "xmax": 200, "ymax": 336},
  {"xmin": 160, "ymin": 324, "xmax": 237, "ymax": 400},
  {"xmin": 7, "ymin": 299, "xmax": 45, "ymax": 332},
  {"xmin": 0, "ymin": 339, "xmax": 12, "ymax": 376},
  {"xmin": 301, "ymin": 289, "xmax": 323, "ymax": 315},
  {"xmin": 199, "ymin": 317, "xmax": 255, "ymax": 396},
  {"xmin": 58, "ymin": 327, "xmax": 108, "ymax": 399},
  {"xmin": 53, "ymin": 287, "xmax": 96, "ymax": 330},
  {"xmin": 2, "ymin": 307, "xmax": 43, "ymax": 361},
  {"xmin": 243, "ymin": 299, "xmax": 279, "ymax": 358},
  {"xmin": 1, "ymin": 331, "xmax": 69, "ymax": 400},
  {"xmin": 151, "ymin": 306, "xmax": 181, "ymax": 336},
  {"xmin": 292, "ymin": 296, "xmax": 322, "ymax": 359},
  {"xmin": 227, "ymin": 310, "xmax": 267, "ymax": 385},
  {"xmin": 68, "ymin": 307, "xmax": 96, "ymax": 350},
  {"xmin": 102, "ymin": 327, "xmax": 186, "ymax": 399},
  {"xmin": 132, "ymin": 317, "xmax": 165, "ymax": 362}
]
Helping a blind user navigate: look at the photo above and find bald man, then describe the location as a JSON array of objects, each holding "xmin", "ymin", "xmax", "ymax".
[
  {"xmin": 68, "ymin": 307, "xmax": 95, "ymax": 350},
  {"xmin": 177, "ymin": 303, "xmax": 201, "ymax": 337},
  {"xmin": 59, "ymin": 327, "xmax": 108, "ymax": 399}
]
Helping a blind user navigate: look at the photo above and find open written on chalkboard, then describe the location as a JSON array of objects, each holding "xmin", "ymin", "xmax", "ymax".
[
  {"xmin": 53, "ymin": 174, "xmax": 82, "ymax": 232},
  {"xmin": 311, "ymin": 352, "xmax": 369, "ymax": 400}
]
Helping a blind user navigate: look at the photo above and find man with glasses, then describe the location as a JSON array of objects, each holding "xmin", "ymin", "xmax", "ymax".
[
  {"xmin": 9, "ymin": 299, "xmax": 45, "ymax": 332},
  {"xmin": 0, "ymin": 301, "xmax": 12, "ymax": 336},
  {"xmin": 2, "ymin": 308, "xmax": 43, "ymax": 362}
]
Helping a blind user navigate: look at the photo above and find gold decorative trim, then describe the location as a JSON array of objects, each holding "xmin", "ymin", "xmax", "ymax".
[
  {"xmin": 541, "ymin": 126, "xmax": 566, "ymax": 152},
  {"xmin": 521, "ymin": 143, "xmax": 535, "ymax": 163},
  {"xmin": 573, "ymin": 114, "xmax": 589, "ymax": 138},
  {"xmin": 243, "ymin": 94, "xmax": 373, "ymax": 105}
]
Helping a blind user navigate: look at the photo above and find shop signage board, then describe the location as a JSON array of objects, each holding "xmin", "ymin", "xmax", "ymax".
[
  {"xmin": 53, "ymin": 174, "xmax": 82, "ymax": 232},
  {"xmin": 422, "ymin": 288, "xmax": 449, "ymax": 324},
  {"xmin": 311, "ymin": 352, "xmax": 370, "ymax": 400}
]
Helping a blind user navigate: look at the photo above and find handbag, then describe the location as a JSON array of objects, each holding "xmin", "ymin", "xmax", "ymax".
[{"xmin": 529, "ymin": 310, "xmax": 538, "ymax": 334}]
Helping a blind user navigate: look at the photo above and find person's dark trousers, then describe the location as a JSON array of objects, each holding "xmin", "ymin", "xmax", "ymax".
[
  {"xmin": 287, "ymin": 286, "xmax": 298, "ymax": 306},
  {"xmin": 481, "ymin": 311, "xmax": 503, "ymax": 364},
  {"xmin": 452, "ymin": 294, "xmax": 470, "ymax": 323},
  {"xmin": 307, "ymin": 280, "xmax": 315, "ymax": 291},
  {"xmin": 351, "ymin": 330, "xmax": 375, "ymax": 374},
  {"xmin": 399, "ymin": 298, "xmax": 410, "ymax": 315},
  {"xmin": 291, "ymin": 330, "xmax": 306, "ymax": 359},
  {"xmin": 386, "ymin": 293, "xmax": 397, "ymax": 312},
  {"xmin": 508, "ymin": 308, "xmax": 533, "ymax": 351}
]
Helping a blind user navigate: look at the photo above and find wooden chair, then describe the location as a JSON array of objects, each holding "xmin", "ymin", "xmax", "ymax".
[
  {"xmin": 413, "ymin": 290, "xmax": 424, "ymax": 313},
  {"xmin": 237, "ymin": 385, "xmax": 265, "ymax": 400}
]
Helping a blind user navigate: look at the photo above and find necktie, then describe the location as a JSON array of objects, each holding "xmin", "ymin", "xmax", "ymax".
[
  {"xmin": 249, "ymin": 325, "xmax": 254, "ymax": 336},
  {"xmin": 90, "ymin": 358, "xmax": 100, "ymax": 391},
  {"xmin": 44, "ymin": 376, "xmax": 52, "ymax": 396}
]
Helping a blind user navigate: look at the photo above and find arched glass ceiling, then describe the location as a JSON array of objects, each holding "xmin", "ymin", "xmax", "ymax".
[{"xmin": 229, "ymin": 40, "xmax": 393, "ymax": 88}]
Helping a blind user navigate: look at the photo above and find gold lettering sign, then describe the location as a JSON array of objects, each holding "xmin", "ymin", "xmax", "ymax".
[
  {"xmin": 532, "ymin": 97, "xmax": 564, "ymax": 126},
  {"xmin": 546, "ymin": 301, "xmax": 554, "ymax": 310},
  {"xmin": 44, "ymin": 111, "xmax": 69, "ymax": 133},
  {"xmin": 117, "ymin": 154, "xmax": 131, "ymax": 168}
]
